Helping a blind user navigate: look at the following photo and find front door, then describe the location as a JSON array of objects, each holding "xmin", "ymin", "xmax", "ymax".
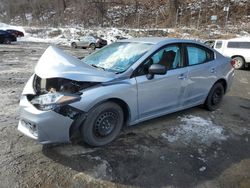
[{"xmin": 135, "ymin": 44, "xmax": 188, "ymax": 120}]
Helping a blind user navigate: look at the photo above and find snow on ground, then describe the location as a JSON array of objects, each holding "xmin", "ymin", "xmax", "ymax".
[
  {"xmin": 161, "ymin": 115, "xmax": 227, "ymax": 146},
  {"xmin": 0, "ymin": 22, "xmax": 133, "ymax": 46},
  {"xmin": 1, "ymin": 22, "xmax": 249, "ymax": 47},
  {"xmin": 17, "ymin": 34, "xmax": 70, "ymax": 46}
]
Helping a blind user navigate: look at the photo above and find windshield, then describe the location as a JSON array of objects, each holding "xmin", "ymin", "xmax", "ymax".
[{"xmin": 82, "ymin": 42, "xmax": 152, "ymax": 73}]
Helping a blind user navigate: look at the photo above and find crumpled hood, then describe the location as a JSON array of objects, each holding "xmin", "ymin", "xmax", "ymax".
[{"xmin": 34, "ymin": 46, "xmax": 116, "ymax": 82}]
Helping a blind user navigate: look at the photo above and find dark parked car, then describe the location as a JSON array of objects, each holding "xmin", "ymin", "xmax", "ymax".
[
  {"xmin": 0, "ymin": 30, "xmax": 17, "ymax": 44},
  {"xmin": 6, "ymin": 29, "xmax": 24, "ymax": 37},
  {"xmin": 115, "ymin": 35, "xmax": 128, "ymax": 40},
  {"xmin": 95, "ymin": 36, "xmax": 108, "ymax": 48}
]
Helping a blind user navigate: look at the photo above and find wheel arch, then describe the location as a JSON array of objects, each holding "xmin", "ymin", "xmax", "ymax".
[
  {"xmin": 213, "ymin": 78, "xmax": 227, "ymax": 93},
  {"xmin": 71, "ymin": 42, "xmax": 77, "ymax": 47},
  {"xmin": 231, "ymin": 55, "xmax": 246, "ymax": 63},
  {"xmin": 101, "ymin": 98, "xmax": 131, "ymax": 125},
  {"xmin": 89, "ymin": 43, "xmax": 96, "ymax": 47},
  {"xmin": 69, "ymin": 97, "xmax": 131, "ymax": 142}
]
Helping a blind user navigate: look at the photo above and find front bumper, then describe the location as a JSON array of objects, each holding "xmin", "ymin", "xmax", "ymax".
[
  {"xmin": 18, "ymin": 95, "xmax": 73, "ymax": 144},
  {"xmin": 96, "ymin": 42, "xmax": 107, "ymax": 48}
]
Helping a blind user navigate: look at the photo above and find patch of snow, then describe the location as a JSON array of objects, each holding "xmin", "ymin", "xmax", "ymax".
[
  {"xmin": 161, "ymin": 115, "xmax": 227, "ymax": 146},
  {"xmin": 16, "ymin": 26, "xmax": 132, "ymax": 46},
  {"xmin": 18, "ymin": 34, "xmax": 70, "ymax": 46},
  {"xmin": 199, "ymin": 166, "xmax": 207, "ymax": 172},
  {"xmin": 197, "ymin": 157, "xmax": 207, "ymax": 163},
  {"xmin": 25, "ymin": 13, "xmax": 32, "ymax": 22},
  {"xmin": 160, "ymin": 156, "xmax": 165, "ymax": 160},
  {"xmin": 86, "ymin": 155, "xmax": 113, "ymax": 180}
]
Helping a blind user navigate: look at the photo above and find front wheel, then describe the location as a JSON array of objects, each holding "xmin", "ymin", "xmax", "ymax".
[
  {"xmin": 205, "ymin": 82, "xmax": 225, "ymax": 111},
  {"xmin": 4, "ymin": 38, "xmax": 11, "ymax": 44},
  {"xmin": 81, "ymin": 102, "xmax": 124, "ymax": 146}
]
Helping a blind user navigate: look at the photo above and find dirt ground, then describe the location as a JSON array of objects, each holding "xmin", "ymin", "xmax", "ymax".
[{"xmin": 0, "ymin": 42, "xmax": 250, "ymax": 188}]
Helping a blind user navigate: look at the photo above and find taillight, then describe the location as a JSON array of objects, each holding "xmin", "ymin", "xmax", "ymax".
[{"xmin": 230, "ymin": 59, "xmax": 236, "ymax": 68}]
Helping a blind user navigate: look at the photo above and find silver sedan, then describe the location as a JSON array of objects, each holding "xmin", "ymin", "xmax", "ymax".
[{"xmin": 18, "ymin": 38, "xmax": 235, "ymax": 146}]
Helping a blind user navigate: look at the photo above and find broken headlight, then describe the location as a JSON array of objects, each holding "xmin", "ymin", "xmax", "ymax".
[{"xmin": 30, "ymin": 92, "xmax": 80, "ymax": 111}]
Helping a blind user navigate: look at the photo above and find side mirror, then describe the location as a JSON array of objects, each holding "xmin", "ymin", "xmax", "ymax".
[{"xmin": 147, "ymin": 64, "xmax": 167, "ymax": 80}]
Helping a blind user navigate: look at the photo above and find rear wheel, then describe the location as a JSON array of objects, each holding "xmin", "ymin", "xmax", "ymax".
[
  {"xmin": 233, "ymin": 56, "xmax": 245, "ymax": 69},
  {"xmin": 71, "ymin": 42, "xmax": 77, "ymax": 48},
  {"xmin": 89, "ymin": 43, "xmax": 96, "ymax": 50},
  {"xmin": 81, "ymin": 102, "xmax": 124, "ymax": 146},
  {"xmin": 205, "ymin": 82, "xmax": 225, "ymax": 111}
]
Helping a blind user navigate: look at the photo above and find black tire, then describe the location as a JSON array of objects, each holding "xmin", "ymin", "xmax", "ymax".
[
  {"xmin": 81, "ymin": 102, "xmax": 124, "ymax": 146},
  {"xmin": 89, "ymin": 43, "xmax": 96, "ymax": 50},
  {"xmin": 205, "ymin": 82, "xmax": 225, "ymax": 111},
  {"xmin": 4, "ymin": 38, "xmax": 11, "ymax": 44},
  {"xmin": 233, "ymin": 56, "xmax": 245, "ymax": 69},
  {"xmin": 71, "ymin": 42, "xmax": 77, "ymax": 48}
]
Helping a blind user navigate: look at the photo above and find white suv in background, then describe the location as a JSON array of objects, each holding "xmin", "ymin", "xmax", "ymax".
[{"xmin": 214, "ymin": 37, "xmax": 250, "ymax": 69}]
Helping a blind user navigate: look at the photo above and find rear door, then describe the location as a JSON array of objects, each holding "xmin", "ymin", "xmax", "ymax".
[
  {"xmin": 78, "ymin": 37, "xmax": 88, "ymax": 47},
  {"xmin": 183, "ymin": 44, "xmax": 217, "ymax": 106},
  {"xmin": 135, "ymin": 44, "xmax": 189, "ymax": 120}
]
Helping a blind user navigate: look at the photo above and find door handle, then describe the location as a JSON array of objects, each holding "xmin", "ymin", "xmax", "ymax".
[{"xmin": 210, "ymin": 68, "xmax": 216, "ymax": 73}]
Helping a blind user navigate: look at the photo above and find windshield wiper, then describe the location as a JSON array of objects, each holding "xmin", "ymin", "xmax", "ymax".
[{"xmin": 90, "ymin": 64, "xmax": 105, "ymax": 71}]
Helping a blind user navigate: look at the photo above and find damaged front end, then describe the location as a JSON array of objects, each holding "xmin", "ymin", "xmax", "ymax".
[
  {"xmin": 19, "ymin": 74, "xmax": 96, "ymax": 144},
  {"xmin": 18, "ymin": 46, "xmax": 116, "ymax": 144},
  {"xmin": 29, "ymin": 75, "xmax": 96, "ymax": 115}
]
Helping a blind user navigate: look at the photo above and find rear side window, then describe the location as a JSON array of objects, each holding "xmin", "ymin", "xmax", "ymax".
[
  {"xmin": 227, "ymin": 42, "xmax": 250, "ymax": 49},
  {"xmin": 215, "ymin": 41, "xmax": 223, "ymax": 49},
  {"xmin": 187, "ymin": 45, "xmax": 214, "ymax": 66}
]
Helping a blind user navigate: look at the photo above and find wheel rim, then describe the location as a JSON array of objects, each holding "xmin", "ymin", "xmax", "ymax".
[
  {"xmin": 212, "ymin": 88, "xmax": 223, "ymax": 105},
  {"xmin": 93, "ymin": 111, "xmax": 118, "ymax": 138},
  {"xmin": 90, "ymin": 44, "xmax": 95, "ymax": 50},
  {"xmin": 234, "ymin": 59, "xmax": 243, "ymax": 69}
]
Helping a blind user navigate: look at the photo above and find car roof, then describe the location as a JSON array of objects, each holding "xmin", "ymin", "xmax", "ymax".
[
  {"xmin": 228, "ymin": 37, "xmax": 250, "ymax": 42},
  {"xmin": 118, "ymin": 37, "xmax": 200, "ymax": 45}
]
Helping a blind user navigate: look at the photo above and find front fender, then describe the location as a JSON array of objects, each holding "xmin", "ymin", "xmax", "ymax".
[{"xmin": 70, "ymin": 78, "xmax": 138, "ymax": 124}]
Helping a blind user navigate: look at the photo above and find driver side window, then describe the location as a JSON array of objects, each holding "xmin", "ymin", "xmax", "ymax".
[
  {"xmin": 79, "ymin": 37, "xmax": 86, "ymax": 41},
  {"xmin": 137, "ymin": 45, "xmax": 183, "ymax": 75}
]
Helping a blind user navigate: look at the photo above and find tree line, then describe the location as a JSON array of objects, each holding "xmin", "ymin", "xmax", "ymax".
[{"xmin": 0, "ymin": 0, "xmax": 249, "ymax": 29}]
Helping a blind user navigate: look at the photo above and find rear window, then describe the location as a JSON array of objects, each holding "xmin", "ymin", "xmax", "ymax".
[
  {"xmin": 227, "ymin": 42, "xmax": 250, "ymax": 49},
  {"xmin": 187, "ymin": 45, "xmax": 214, "ymax": 66},
  {"xmin": 215, "ymin": 41, "xmax": 223, "ymax": 49}
]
